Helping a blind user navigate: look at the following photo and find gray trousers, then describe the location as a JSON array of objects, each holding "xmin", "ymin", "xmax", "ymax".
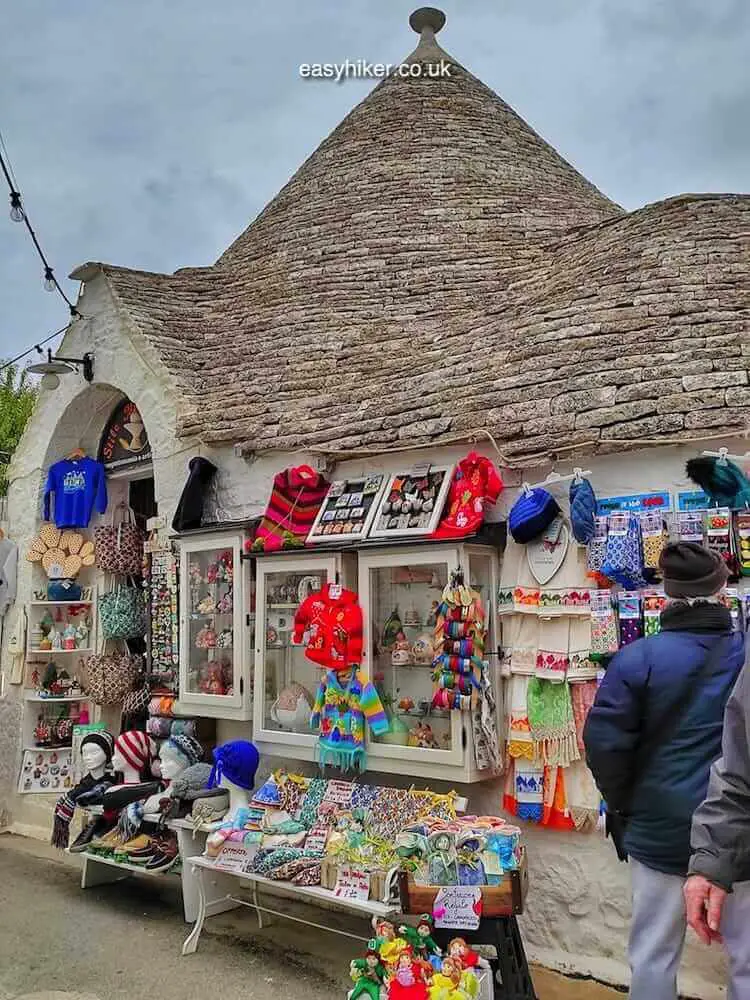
[{"xmin": 630, "ymin": 858, "xmax": 750, "ymax": 1000}]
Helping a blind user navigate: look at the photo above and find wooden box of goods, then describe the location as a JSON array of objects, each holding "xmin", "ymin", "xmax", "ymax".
[{"xmin": 399, "ymin": 849, "xmax": 528, "ymax": 917}]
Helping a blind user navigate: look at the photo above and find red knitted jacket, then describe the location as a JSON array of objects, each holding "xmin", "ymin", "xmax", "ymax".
[{"xmin": 292, "ymin": 584, "xmax": 363, "ymax": 670}]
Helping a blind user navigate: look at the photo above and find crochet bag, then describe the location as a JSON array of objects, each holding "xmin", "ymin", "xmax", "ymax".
[
  {"xmin": 85, "ymin": 647, "xmax": 142, "ymax": 705},
  {"xmin": 100, "ymin": 585, "xmax": 147, "ymax": 640},
  {"xmin": 94, "ymin": 503, "xmax": 144, "ymax": 576}
]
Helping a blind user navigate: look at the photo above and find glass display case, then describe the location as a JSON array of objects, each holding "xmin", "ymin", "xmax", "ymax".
[
  {"xmin": 359, "ymin": 543, "xmax": 500, "ymax": 782},
  {"xmin": 253, "ymin": 552, "xmax": 355, "ymax": 753},
  {"xmin": 177, "ymin": 531, "xmax": 253, "ymax": 720}
]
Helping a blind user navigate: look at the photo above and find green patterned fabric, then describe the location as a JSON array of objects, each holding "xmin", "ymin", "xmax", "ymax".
[{"xmin": 527, "ymin": 678, "xmax": 579, "ymax": 767}]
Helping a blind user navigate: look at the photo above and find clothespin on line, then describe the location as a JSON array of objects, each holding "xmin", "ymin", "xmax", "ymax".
[
  {"xmin": 702, "ymin": 448, "xmax": 750, "ymax": 465},
  {"xmin": 521, "ymin": 467, "xmax": 591, "ymax": 495}
]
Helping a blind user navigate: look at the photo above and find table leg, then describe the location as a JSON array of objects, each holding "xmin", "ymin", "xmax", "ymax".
[{"xmin": 182, "ymin": 865, "xmax": 207, "ymax": 956}]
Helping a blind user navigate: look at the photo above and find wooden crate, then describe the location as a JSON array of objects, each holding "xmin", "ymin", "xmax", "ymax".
[{"xmin": 399, "ymin": 849, "xmax": 528, "ymax": 917}]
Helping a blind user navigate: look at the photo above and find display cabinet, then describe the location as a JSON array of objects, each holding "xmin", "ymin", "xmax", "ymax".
[
  {"xmin": 177, "ymin": 531, "xmax": 254, "ymax": 720},
  {"xmin": 358, "ymin": 543, "xmax": 500, "ymax": 783},
  {"xmin": 253, "ymin": 551, "xmax": 356, "ymax": 754}
]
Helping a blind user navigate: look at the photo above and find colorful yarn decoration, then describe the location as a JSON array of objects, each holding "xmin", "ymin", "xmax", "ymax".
[{"xmin": 431, "ymin": 578, "xmax": 486, "ymax": 712}]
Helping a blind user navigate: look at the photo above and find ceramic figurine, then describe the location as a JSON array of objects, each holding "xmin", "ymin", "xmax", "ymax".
[
  {"xmin": 392, "ymin": 631, "xmax": 412, "ymax": 667},
  {"xmin": 49, "ymin": 627, "xmax": 62, "ymax": 651},
  {"xmin": 75, "ymin": 622, "xmax": 89, "ymax": 648},
  {"xmin": 196, "ymin": 594, "xmax": 216, "ymax": 615},
  {"xmin": 408, "ymin": 723, "xmax": 439, "ymax": 750},
  {"xmin": 412, "ymin": 635, "xmax": 434, "ymax": 665},
  {"xmin": 62, "ymin": 623, "xmax": 77, "ymax": 651}
]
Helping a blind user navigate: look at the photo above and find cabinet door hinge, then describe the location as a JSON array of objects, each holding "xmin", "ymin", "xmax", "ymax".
[
  {"xmin": 461, "ymin": 727, "xmax": 467, "ymax": 750},
  {"xmin": 246, "ymin": 613, "xmax": 252, "ymax": 627},
  {"xmin": 240, "ymin": 676, "xmax": 244, "ymax": 696}
]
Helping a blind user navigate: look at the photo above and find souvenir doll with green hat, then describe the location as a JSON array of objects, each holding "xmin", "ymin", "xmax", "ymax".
[
  {"xmin": 399, "ymin": 914, "xmax": 442, "ymax": 970},
  {"xmin": 348, "ymin": 940, "xmax": 386, "ymax": 1000}
]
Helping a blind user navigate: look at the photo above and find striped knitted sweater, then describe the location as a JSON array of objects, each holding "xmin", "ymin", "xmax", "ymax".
[
  {"xmin": 311, "ymin": 668, "xmax": 389, "ymax": 751},
  {"xmin": 254, "ymin": 465, "xmax": 329, "ymax": 551}
]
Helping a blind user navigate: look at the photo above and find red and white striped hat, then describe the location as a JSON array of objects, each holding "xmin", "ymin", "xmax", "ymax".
[{"xmin": 114, "ymin": 730, "xmax": 155, "ymax": 774}]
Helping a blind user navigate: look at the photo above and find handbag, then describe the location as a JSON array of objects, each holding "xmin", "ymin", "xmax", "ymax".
[
  {"xmin": 85, "ymin": 645, "xmax": 142, "ymax": 705},
  {"xmin": 94, "ymin": 503, "xmax": 144, "ymax": 575},
  {"xmin": 605, "ymin": 636, "xmax": 729, "ymax": 861},
  {"xmin": 100, "ymin": 584, "xmax": 147, "ymax": 640}
]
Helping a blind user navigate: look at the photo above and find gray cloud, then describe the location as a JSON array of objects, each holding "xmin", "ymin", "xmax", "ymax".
[{"xmin": 1, "ymin": 0, "xmax": 748, "ymax": 356}]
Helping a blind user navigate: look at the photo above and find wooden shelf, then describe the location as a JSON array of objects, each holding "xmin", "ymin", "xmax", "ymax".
[{"xmin": 29, "ymin": 601, "xmax": 93, "ymax": 607}]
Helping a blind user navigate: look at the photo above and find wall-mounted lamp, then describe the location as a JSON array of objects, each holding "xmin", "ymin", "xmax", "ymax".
[{"xmin": 27, "ymin": 348, "xmax": 94, "ymax": 390}]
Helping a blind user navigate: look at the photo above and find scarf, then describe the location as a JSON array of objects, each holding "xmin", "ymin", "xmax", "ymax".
[
  {"xmin": 51, "ymin": 773, "xmax": 112, "ymax": 849},
  {"xmin": 527, "ymin": 678, "xmax": 580, "ymax": 767},
  {"xmin": 660, "ymin": 601, "xmax": 732, "ymax": 634}
]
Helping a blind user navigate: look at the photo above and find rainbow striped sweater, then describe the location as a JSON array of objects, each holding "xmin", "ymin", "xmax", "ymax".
[{"xmin": 311, "ymin": 668, "xmax": 389, "ymax": 751}]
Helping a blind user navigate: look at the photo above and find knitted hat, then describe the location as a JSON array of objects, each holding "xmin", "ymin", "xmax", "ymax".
[
  {"xmin": 165, "ymin": 734, "xmax": 203, "ymax": 768},
  {"xmin": 81, "ymin": 730, "xmax": 114, "ymax": 763},
  {"xmin": 569, "ymin": 478, "xmax": 597, "ymax": 545},
  {"xmin": 659, "ymin": 542, "xmax": 729, "ymax": 598},
  {"xmin": 208, "ymin": 739, "xmax": 260, "ymax": 791},
  {"xmin": 114, "ymin": 730, "xmax": 155, "ymax": 774},
  {"xmin": 170, "ymin": 762, "xmax": 213, "ymax": 800},
  {"xmin": 509, "ymin": 488, "xmax": 561, "ymax": 544}
]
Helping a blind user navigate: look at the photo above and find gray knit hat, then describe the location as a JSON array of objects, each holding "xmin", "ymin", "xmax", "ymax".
[{"xmin": 659, "ymin": 542, "xmax": 728, "ymax": 598}]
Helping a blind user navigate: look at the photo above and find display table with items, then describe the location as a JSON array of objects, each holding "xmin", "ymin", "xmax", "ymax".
[{"xmin": 178, "ymin": 751, "xmax": 531, "ymax": 998}]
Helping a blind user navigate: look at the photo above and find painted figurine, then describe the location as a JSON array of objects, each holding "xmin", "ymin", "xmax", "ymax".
[{"xmin": 349, "ymin": 941, "xmax": 387, "ymax": 1000}]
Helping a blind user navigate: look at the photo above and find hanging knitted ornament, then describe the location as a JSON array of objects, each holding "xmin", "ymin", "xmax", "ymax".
[
  {"xmin": 431, "ymin": 575, "xmax": 485, "ymax": 711},
  {"xmin": 569, "ymin": 478, "xmax": 598, "ymax": 544},
  {"xmin": 509, "ymin": 488, "xmax": 561, "ymax": 544},
  {"xmin": 527, "ymin": 678, "xmax": 580, "ymax": 767},
  {"xmin": 686, "ymin": 457, "xmax": 750, "ymax": 510}
]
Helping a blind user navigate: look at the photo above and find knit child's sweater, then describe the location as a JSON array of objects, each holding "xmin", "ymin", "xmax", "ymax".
[
  {"xmin": 310, "ymin": 668, "xmax": 389, "ymax": 751},
  {"xmin": 293, "ymin": 584, "xmax": 363, "ymax": 670}
]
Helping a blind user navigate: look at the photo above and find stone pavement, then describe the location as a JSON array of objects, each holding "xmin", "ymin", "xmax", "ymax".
[{"xmin": 0, "ymin": 834, "xmax": 621, "ymax": 1000}]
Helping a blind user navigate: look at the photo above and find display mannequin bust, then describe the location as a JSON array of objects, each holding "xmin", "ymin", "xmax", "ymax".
[
  {"xmin": 208, "ymin": 739, "xmax": 260, "ymax": 823},
  {"xmin": 111, "ymin": 730, "xmax": 155, "ymax": 786},
  {"xmin": 142, "ymin": 735, "xmax": 203, "ymax": 816},
  {"xmin": 81, "ymin": 743, "xmax": 108, "ymax": 781}
]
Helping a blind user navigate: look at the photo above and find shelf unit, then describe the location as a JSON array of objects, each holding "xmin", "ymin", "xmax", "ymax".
[{"xmin": 24, "ymin": 692, "xmax": 91, "ymax": 703}]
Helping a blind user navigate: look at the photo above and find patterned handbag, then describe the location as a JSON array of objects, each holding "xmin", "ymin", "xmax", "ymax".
[
  {"xmin": 85, "ymin": 647, "xmax": 142, "ymax": 705},
  {"xmin": 100, "ymin": 585, "xmax": 147, "ymax": 640},
  {"xmin": 94, "ymin": 503, "xmax": 144, "ymax": 576}
]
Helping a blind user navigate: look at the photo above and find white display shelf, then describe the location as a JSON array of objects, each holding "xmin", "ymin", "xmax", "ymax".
[
  {"xmin": 24, "ymin": 692, "xmax": 91, "ymax": 702},
  {"xmin": 27, "ymin": 647, "xmax": 93, "ymax": 655},
  {"xmin": 22, "ymin": 745, "xmax": 73, "ymax": 752},
  {"xmin": 80, "ymin": 852, "xmax": 180, "ymax": 878}
]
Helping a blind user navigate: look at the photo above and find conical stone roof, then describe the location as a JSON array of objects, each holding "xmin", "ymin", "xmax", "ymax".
[{"xmin": 78, "ymin": 9, "xmax": 749, "ymax": 459}]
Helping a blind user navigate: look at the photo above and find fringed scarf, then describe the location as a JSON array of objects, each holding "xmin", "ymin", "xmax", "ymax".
[
  {"xmin": 51, "ymin": 774, "xmax": 112, "ymax": 849},
  {"xmin": 527, "ymin": 678, "xmax": 580, "ymax": 767}
]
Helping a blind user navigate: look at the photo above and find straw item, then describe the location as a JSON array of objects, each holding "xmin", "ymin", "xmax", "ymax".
[
  {"xmin": 81, "ymin": 553, "xmax": 96, "ymax": 567},
  {"xmin": 30, "ymin": 536, "xmax": 47, "ymax": 555},
  {"xmin": 40, "ymin": 524, "xmax": 61, "ymax": 548},
  {"xmin": 26, "ymin": 549, "xmax": 43, "ymax": 563},
  {"xmin": 79, "ymin": 541, "xmax": 94, "ymax": 558},
  {"xmin": 42, "ymin": 548, "xmax": 66, "ymax": 573},
  {"xmin": 63, "ymin": 554, "xmax": 83, "ymax": 578}
]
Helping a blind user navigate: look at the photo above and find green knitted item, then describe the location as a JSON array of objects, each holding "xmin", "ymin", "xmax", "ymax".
[{"xmin": 526, "ymin": 678, "xmax": 579, "ymax": 767}]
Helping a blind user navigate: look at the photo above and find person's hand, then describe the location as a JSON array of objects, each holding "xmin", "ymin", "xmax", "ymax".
[{"xmin": 684, "ymin": 875, "xmax": 727, "ymax": 945}]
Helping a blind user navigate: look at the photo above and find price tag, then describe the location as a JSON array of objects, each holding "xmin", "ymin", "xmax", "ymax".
[
  {"xmin": 333, "ymin": 866, "xmax": 371, "ymax": 901},
  {"xmin": 432, "ymin": 885, "xmax": 483, "ymax": 930},
  {"xmin": 323, "ymin": 780, "xmax": 353, "ymax": 805}
]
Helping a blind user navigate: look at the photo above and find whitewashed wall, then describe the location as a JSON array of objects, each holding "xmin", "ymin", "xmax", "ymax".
[{"xmin": 0, "ymin": 279, "xmax": 741, "ymax": 995}]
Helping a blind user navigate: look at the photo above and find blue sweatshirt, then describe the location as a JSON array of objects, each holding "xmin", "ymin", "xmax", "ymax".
[{"xmin": 43, "ymin": 457, "xmax": 108, "ymax": 528}]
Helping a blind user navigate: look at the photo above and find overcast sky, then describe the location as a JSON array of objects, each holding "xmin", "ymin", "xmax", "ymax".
[{"xmin": 1, "ymin": 0, "xmax": 748, "ymax": 360}]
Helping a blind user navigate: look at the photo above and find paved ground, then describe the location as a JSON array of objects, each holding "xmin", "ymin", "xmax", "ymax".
[{"xmin": 0, "ymin": 834, "xmax": 621, "ymax": 1000}]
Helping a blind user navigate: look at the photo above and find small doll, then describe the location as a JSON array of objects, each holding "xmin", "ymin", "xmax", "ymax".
[
  {"xmin": 195, "ymin": 625, "xmax": 217, "ymax": 649},
  {"xmin": 199, "ymin": 663, "xmax": 225, "ymax": 696},
  {"xmin": 348, "ymin": 941, "xmax": 387, "ymax": 1000},
  {"xmin": 196, "ymin": 594, "xmax": 216, "ymax": 615},
  {"xmin": 388, "ymin": 950, "xmax": 429, "ymax": 1000},
  {"xmin": 216, "ymin": 589, "xmax": 233, "ymax": 614},
  {"xmin": 372, "ymin": 918, "xmax": 408, "ymax": 967},
  {"xmin": 49, "ymin": 626, "xmax": 62, "ymax": 651},
  {"xmin": 408, "ymin": 723, "xmax": 439, "ymax": 750},
  {"xmin": 62, "ymin": 623, "xmax": 77, "ymax": 651},
  {"xmin": 446, "ymin": 938, "xmax": 488, "ymax": 971},
  {"xmin": 399, "ymin": 914, "xmax": 442, "ymax": 970},
  {"xmin": 428, "ymin": 958, "xmax": 464, "ymax": 1000},
  {"xmin": 392, "ymin": 631, "xmax": 412, "ymax": 666}
]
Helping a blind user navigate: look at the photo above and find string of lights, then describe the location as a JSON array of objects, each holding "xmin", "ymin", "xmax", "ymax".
[
  {"xmin": 0, "ymin": 324, "xmax": 69, "ymax": 375},
  {"xmin": 0, "ymin": 129, "xmax": 80, "ymax": 318}
]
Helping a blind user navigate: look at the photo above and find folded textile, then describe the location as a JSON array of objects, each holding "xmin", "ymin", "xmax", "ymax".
[{"xmin": 527, "ymin": 678, "xmax": 579, "ymax": 767}]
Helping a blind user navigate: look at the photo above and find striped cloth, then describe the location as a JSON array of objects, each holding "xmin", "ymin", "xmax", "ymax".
[{"xmin": 253, "ymin": 466, "xmax": 329, "ymax": 551}]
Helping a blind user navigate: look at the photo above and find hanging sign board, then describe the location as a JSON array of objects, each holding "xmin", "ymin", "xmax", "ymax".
[
  {"xmin": 677, "ymin": 490, "xmax": 712, "ymax": 511},
  {"xmin": 432, "ymin": 885, "xmax": 483, "ymax": 930},
  {"xmin": 98, "ymin": 399, "xmax": 151, "ymax": 472},
  {"xmin": 596, "ymin": 491, "xmax": 672, "ymax": 516}
]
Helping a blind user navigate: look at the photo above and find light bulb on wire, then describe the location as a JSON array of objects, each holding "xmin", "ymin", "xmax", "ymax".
[
  {"xmin": 43, "ymin": 266, "xmax": 56, "ymax": 292},
  {"xmin": 9, "ymin": 190, "xmax": 24, "ymax": 223}
]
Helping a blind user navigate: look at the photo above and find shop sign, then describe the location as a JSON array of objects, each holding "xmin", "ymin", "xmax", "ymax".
[
  {"xmin": 212, "ymin": 842, "xmax": 259, "ymax": 874},
  {"xmin": 432, "ymin": 885, "xmax": 482, "ymax": 930},
  {"xmin": 98, "ymin": 399, "xmax": 151, "ymax": 471},
  {"xmin": 596, "ymin": 491, "xmax": 672, "ymax": 515},
  {"xmin": 677, "ymin": 490, "xmax": 711, "ymax": 511},
  {"xmin": 333, "ymin": 866, "xmax": 371, "ymax": 901}
]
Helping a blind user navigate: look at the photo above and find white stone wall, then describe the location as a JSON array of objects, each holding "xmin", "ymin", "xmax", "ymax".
[{"xmin": 0, "ymin": 279, "xmax": 739, "ymax": 995}]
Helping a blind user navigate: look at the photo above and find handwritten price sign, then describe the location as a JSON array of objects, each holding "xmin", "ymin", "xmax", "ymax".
[{"xmin": 433, "ymin": 886, "xmax": 483, "ymax": 930}]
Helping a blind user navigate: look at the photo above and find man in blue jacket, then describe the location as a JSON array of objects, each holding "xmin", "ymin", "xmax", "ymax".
[{"xmin": 584, "ymin": 542, "xmax": 749, "ymax": 1000}]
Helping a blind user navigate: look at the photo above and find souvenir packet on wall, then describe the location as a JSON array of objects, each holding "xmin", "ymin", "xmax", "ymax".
[
  {"xmin": 640, "ymin": 512, "xmax": 667, "ymax": 570},
  {"xmin": 590, "ymin": 589, "xmax": 618, "ymax": 657},
  {"xmin": 643, "ymin": 590, "xmax": 667, "ymax": 637},
  {"xmin": 734, "ymin": 512, "xmax": 750, "ymax": 576},
  {"xmin": 705, "ymin": 508, "xmax": 736, "ymax": 574},
  {"xmin": 617, "ymin": 592, "xmax": 643, "ymax": 646},
  {"xmin": 721, "ymin": 588, "xmax": 742, "ymax": 632},
  {"xmin": 587, "ymin": 516, "xmax": 608, "ymax": 574},
  {"xmin": 678, "ymin": 511, "xmax": 704, "ymax": 543}
]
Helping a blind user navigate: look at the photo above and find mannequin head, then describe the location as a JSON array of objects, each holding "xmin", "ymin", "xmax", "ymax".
[
  {"xmin": 113, "ymin": 730, "xmax": 155, "ymax": 783},
  {"xmin": 80, "ymin": 731, "xmax": 113, "ymax": 779},
  {"xmin": 159, "ymin": 735, "xmax": 202, "ymax": 781}
]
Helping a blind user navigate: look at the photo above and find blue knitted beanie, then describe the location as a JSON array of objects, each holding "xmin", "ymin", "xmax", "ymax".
[
  {"xmin": 508, "ymin": 488, "xmax": 561, "ymax": 543},
  {"xmin": 569, "ymin": 478, "xmax": 597, "ymax": 544},
  {"xmin": 209, "ymin": 739, "xmax": 260, "ymax": 791}
]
